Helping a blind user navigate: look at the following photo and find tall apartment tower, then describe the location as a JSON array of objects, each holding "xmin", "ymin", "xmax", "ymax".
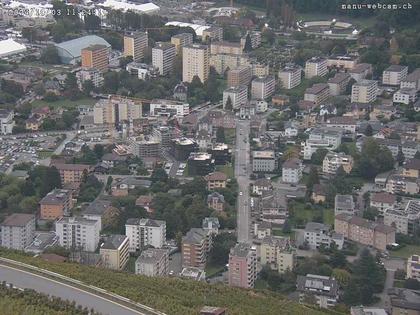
[
  {"xmin": 152, "ymin": 42, "xmax": 176, "ymax": 76},
  {"xmin": 171, "ymin": 33, "xmax": 193, "ymax": 54},
  {"xmin": 228, "ymin": 243, "xmax": 257, "ymax": 288},
  {"xmin": 124, "ymin": 32, "xmax": 148, "ymax": 62},
  {"xmin": 81, "ymin": 44, "xmax": 109, "ymax": 73},
  {"xmin": 182, "ymin": 44, "xmax": 210, "ymax": 83}
]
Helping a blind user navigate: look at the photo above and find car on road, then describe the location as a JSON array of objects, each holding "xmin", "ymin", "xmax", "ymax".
[{"xmin": 239, "ymin": 192, "xmax": 243, "ymax": 196}]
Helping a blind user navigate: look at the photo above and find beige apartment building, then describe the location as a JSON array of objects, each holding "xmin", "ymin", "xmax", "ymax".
[
  {"xmin": 328, "ymin": 72, "xmax": 351, "ymax": 96},
  {"xmin": 322, "ymin": 152, "xmax": 353, "ymax": 175},
  {"xmin": 351, "ymin": 79, "xmax": 378, "ymax": 103},
  {"xmin": 382, "ymin": 65, "xmax": 408, "ymax": 86},
  {"xmin": 327, "ymin": 55, "xmax": 358, "ymax": 70},
  {"xmin": 135, "ymin": 248, "xmax": 169, "ymax": 277},
  {"xmin": 260, "ymin": 236, "xmax": 296, "ymax": 274},
  {"xmin": 183, "ymin": 44, "xmax": 210, "ymax": 83},
  {"xmin": 349, "ymin": 63, "xmax": 373, "ymax": 82},
  {"xmin": 182, "ymin": 228, "xmax": 212, "ymax": 268},
  {"xmin": 100, "ymin": 235, "xmax": 129, "ymax": 270},
  {"xmin": 124, "ymin": 32, "xmax": 148, "ymax": 62},
  {"xmin": 304, "ymin": 83, "xmax": 330, "ymax": 106},
  {"xmin": 334, "ymin": 213, "xmax": 395, "ymax": 251},
  {"xmin": 81, "ymin": 44, "xmax": 109, "ymax": 72},
  {"xmin": 210, "ymin": 41, "xmax": 242, "ymax": 55},
  {"xmin": 305, "ymin": 57, "xmax": 328, "ymax": 78},
  {"xmin": 171, "ymin": 33, "xmax": 193, "ymax": 54},
  {"xmin": 152, "ymin": 42, "xmax": 176, "ymax": 76},
  {"xmin": 93, "ymin": 96, "xmax": 143, "ymax": 124},
  {"xmin": 202, "ymin": 26, "xmax": 223, "ymax": 43},
  {"xmin": 227, "ymin": 65, "xmax": 252, "ymax": 87},
  {"xmin": 52, "ymin": 163, "xmax": 92, "ymax": 185},
  {"xmin": 407, "ymin": 255, "xmax": 420, "ymax": 281},
  {"xmin": 278, "ymin": 65, "xmax": 301, "ymax": 89},
  {"xmin": 251, "ymin": 75, "xmax": 276, "ymax": 100},
  {"xmin": 204, "ymin": 171, "xmax": 228, "ymax": 190}
]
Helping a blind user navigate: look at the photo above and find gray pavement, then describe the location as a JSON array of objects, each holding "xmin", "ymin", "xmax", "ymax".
[
  {"xmin": 0, "ymin": 264, "xmax": 148, "ymax": 315},
  {"xmin": 235, "ymin": 119, "xmax": 252, "ymax": 243}
]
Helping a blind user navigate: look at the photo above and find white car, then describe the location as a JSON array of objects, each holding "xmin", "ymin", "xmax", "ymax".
[{"xmin": 239, "ymin": 192, "xmax": 243, "ymax": 196}]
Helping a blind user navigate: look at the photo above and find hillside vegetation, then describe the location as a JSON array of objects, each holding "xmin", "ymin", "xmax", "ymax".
[{"xmin": 0, "ymin": 249, "xmax": 341, "ymax": 315}]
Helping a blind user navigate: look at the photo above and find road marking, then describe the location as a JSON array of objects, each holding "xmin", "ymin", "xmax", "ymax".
[{"xmin": 0, "ymin": 264, "xmax": 149, "ymax": 315}]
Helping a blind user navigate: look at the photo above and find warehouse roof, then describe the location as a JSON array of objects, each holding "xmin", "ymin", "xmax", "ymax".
[
  {"xmin": 55, "ymin": 35, "xmax": 110, "ymax": 60},
  {"xmin": 0, "ymin": 38, "xmax": 26, "ymax": 58}
]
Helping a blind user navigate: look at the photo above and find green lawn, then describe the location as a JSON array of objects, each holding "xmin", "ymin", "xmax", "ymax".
[
  {"xmin": 205, "ymin": 264, "xmax": 225, "ymax": 278},
  {"xmin": 390, "ymin": 245, "xmax": 420, "ymax": 259},
  {"xmin": 31, "ymin": 97, "xmax": 97, "ymax": 109},
  {"xmin": 289, "ymin": 201, "xmax": 334, "ymax": 228},
  {"xmin": 37, "ymin": 150, "xmax": 54, "ymax": 159},
  {"xmin": 225, "ymin": 128, "xmax": 236, "ymax": 145},
  {"xmin": 254, "ymin": 279, "xmax": 269, "ymax": 290},
  {"xmin": 124, "ymin": 256, "xmax": 137, "ymax": 273},
  {"xmin": 272, "ymin": 229, "xmax": 295, "ymax": 240},
  {"xmin": 323, "ymin": 209, "xmax": 335, "ymax": 226},
  {"xmin": 216, "ymin": 163, "xmax": 234, "ymax": 179}
]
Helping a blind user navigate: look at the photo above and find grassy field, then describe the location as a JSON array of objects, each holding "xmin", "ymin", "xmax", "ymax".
[
  {"xmin": 225, "ymin": 128, "xmax": 236, "ymax": 145},
  {"xmin": 390, "ymin": 245, "xmax": 420, "ymax": 259},
  {"xmin": 323, "ymin": 209, "xmax": 335, "ymax": 226},
  {"xmin": 216, "ymin": 163, "xmax": 234, "ymax": 179},
  {"xmin": 205, "ymin": 264, "xmax": 225, "ymax": 278},
  {"xmin": 37, "ymin": 150, "xmax": 54, "ymax": 159},
  {"xmin": 0, "ymin": 249, "xmax": 338, "ymax": 315},
  {"xmin": 31, "ymin": 97, "xmax": 97, "ymax": 109}
]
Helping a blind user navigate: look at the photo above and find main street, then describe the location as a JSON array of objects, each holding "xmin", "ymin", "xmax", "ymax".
[
  {"xmin": 0, "ymin": 264, "xmax": 154, "ymax": 315},
  {"xmin": 235, "ymin": 119, "xmax": 252, "ymax": 243}
]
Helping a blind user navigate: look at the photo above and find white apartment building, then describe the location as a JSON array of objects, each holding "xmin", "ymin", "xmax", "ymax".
[
  {"xmin": 407, "ymin": 255, "xmax": 420, "ymax": 281},
  {"xmin": 0, "ymin": 214, "xmax": 35, "ymax": 250},
  {"xmin": 304, "ymin": 222, "xmax": 344, "ymax": 250},
  {"xmin": 135, "ymin": 248, "xmax": 169, "ymax": 277},
  {"xmin": 223, "ymin": 85, "xmax": 248, "ymax": 110},
  {"xmin": 334, "ymin": 195, "xmax": 355, "ymax": 216},
  {"xmin": 152, "ymin": 42, "xmax": 176, "ymax": 76},
  {"xmin": 56, "ymin": 216, "xmax": 100, "ymax": 252},
  {"xmin": 302, "ymin": 128, "xmax": 342, "ymax": 160},
  {"xmin": 240, "ymin": 31, "xmax": 262, "ymax": 49},
  {"xmin": 401, "ymin": 68, "xmax": 420, "ymax": 91},
  {"xmin": 124, "ymin": 32, "xmax": 148, "ymax": 62},
  {"xmin": 351, "ymin": 80, "xmax": 378, "ymax": 103},
  {"xmin": 75, "ymin": 68, "xmax": 104, "ymax": 89},
  {"xmin": 0, "ymin": 109, "xmax": 15, "ymax": 135},
  {"xmin": 382, "ymin": 65, "xmax": 408, "ymax": 86},
  {"xmin": 322, "ymin": 152, "xmax": 353, "ymax": 175},
  {"xmin": 251, "ymin": 75, "xmax": 276, "ymax": 100},
  {"xmin": 327, "ymin": 55, "xmax": 358, "ymax": 70},
  {"xmin": 259, "ymin": 236, "xmax": 296, "ymax": 274},
  {"xmin": 305, "ymin": 57, "xmax": 328, "ymax": 79},
  {"xmin": 126, "ymin": 62, "xmax": 159, "ymax": 80},
  {"xmin": 93, "ymin": 97, "xmax": 142, "ymax": 124},
  {"xmin": 252, "ymin": 150, "xmax": 277, "ymax": 173},
  {"xmin": 125, "ymin": 218, "xmax": 166, "ymax": 252},
  {"xmin": 278, "ymin": 65, "xmax": 301, "ymax": 89},
  {"xmin": 252, "ymin": 99, "xmax": 268, "ymax": 113},
  {"xmin": 384, "ymin": 201, "xmax": 420, "ymax": 235},
  {"xmin": 282, "ymin": 158, "xmax": 303, "ymax": 184},
  {"xmin": 150, "ymin": 99, "xmax": 189, "ymax": 117},
  {"xmin": 297, "ymin": 274, "xmax": 339, "ymax": 308},
  {"xmin": 393, "ymin": 88, "xmax": 417, "ymax": 105},
  {"xmin": 182, "ymin": 44, "xmax": 210, "ymax": 83}
]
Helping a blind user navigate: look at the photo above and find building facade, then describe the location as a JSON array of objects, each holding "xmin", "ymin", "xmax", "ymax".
[
  {"xmin": 152, "ymin": 42, "xmax": 176, "ymax": 76},
  {"xmin": 183, "ymin": 44, "xmax": 210, "ymax": 83},
  {"xmin": 228, "ymin": 243, "xmax": 257, "ymax": 288},
  {"xmin": 0, "ymin": 214, "xmax": 35, "ymax": 250},
  {"xmin": 56, "ymin": 216, "xmax": 100, "ymax": 252},
  {"xmin": 125, "ymin": 218, "xmax": 166, "ymax": 252}
]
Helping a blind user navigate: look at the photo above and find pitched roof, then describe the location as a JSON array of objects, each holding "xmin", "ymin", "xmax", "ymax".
[
  {"xmin": 1, "ymin": 213, "xmax": 34, "ymax": 227},
  {"xmin": 101, "ymin": 234, "xmax": 127, "ymax": 250},
  {"xmin": 371, "ymin": 192, "xmax": 396, "ymax": 204},
  {"xmin": 205, "ymin": 171, "xmax": 227, "ymax": 181}
]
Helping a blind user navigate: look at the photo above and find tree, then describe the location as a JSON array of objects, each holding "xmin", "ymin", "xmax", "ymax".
[
  {"xmin": 93, "ymin": 144, "xmax": 105, "ymax": 159},
  {"xmin": 310, "ymin": 148, "xmax": 328, "ymax": 165},
  {"xmin": 84, "ymin": 13, "xmax": 101, "ymax": 30},
  {"xmin": 208, "ymin": 232, "xmax": 236, "ymax": 266},
  {"xmin": 243, "ymin": 33, "xmax": 253, "ymax": 52},
  {"xmin": 82, "ymin": 80, "xmax": 95, "ymax": 95},
  {"xmin": 151, "ymin": 167, "xmax": 168, "ymax": 183},
  {"xmin": 225, "ymin": 96, "xmax": 233, "ymax": 111},
  {"xmin": 306, "ymin": 166, "xmax": 319, "ymax": 192},
  {"xmin": 396, "ymin": 148, "xmax": 405, "ymax": 165},
  {"xmin": 216, "ymin": 128, "xmax": 226, "ymax": 143},
  {"xmin": 40, "ymin": 45, "xmax": 61, "ymax": 64},
  {"xmin": 105, "ymin": 176, "xmax": 113, "ymax": 193},
  {"xmin": 364, "ymin": 124, "xmax": 373, "ymax": 136}
]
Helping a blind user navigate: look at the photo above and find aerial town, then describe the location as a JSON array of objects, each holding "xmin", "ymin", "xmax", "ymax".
[{"xmin": 0, "ymin": 0, "xmax": 419, "ymax": 315}]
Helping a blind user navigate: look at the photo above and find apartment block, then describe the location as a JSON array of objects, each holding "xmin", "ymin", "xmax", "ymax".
[
  {"xmin": 382, "ymin": 65, "xmax": 408, "ymax": 86},
  {"xmin": 401, "ymin": 68, "xmax": 420, "ymax": 91},
  {"xmin": 135, "ymin": 248, "xmax": 169, "ymax": 276},
  {"xmin": 204, "ymin": 171, "xmax": 228, "ymax": 190},
  {"xmin": 351, "ymin": 79, "xmax": 378, "ymax": 103},
  {"xmin": 52, "ymin": 163, "xmax": 92, "ymax": 185},
  {"xmin": 125, "ymin": 218, "xmax": 166, "ymax": 252},
  {"xmin": 75, "ymin": 68, "xmax": 103, "ymax": 89},
  {"xmin": 124, "ymin": 32, "xmax": 148, "ymax": 62},
  {"xmin": 304, "ymin": 222, "xmax": 344, "ymax": 250},
  {"xmin": 407, "ymin": 255, "xmax": 420, "ymax": 281},
  {"xmin": 282, "ymin": 158, "xmax": 303, "ymax": 184},
  {"xmin": 202, "ymin": 26, "xmax": 223, "ymax": 43},
  {"xmin": 327, "ymin": 55, "xmax": 358, "ymax": 70},
  {"xmin": 278, "ymin": 65, "xmax": 301, "ymax": 89},
  {"xmin": 81, "ymin": 44, "xmax": 109, "ymax": 72},
  {"xmin": 305, "ymin": 57, "xmax": 328, "ymax": 79},
  {"xmin": 251, "ymin": 75, "xmax": 276, "ymax": 100},
  {"xmin": 384, "ymin": 200, "xmax": 420, "ymax": 235},
  {"xmin": 152, "ymin": 42, "xmax": 176, "ymax": 76},
  {"xmin": 100, "ymin": 234, "xmax": 129, "ymax": 270},
  {"xmin": 302, "ymin": 128, "xmax": 342, "ymax": 160},
  {"xmin": 56, "ymin": 216, "xmax": 100, "ymax": 252},
  {"xmin": 210, "ymin": 41, "xmax": 242, "ymax": 55},
  {"xmin": 349, "ymin": 63, "xmax": 373, "ymax": 82},
  {"xmin": 393, "ymin": 88, "xmax": 417, "ymax": 105},
  {"xmin": 183, "ymin": 44, "xmax": 210, "ymax": 83},
  {"xmin": 259, "ymin": 236, "xmax": 295, "ymax": 273},
  {"xmin": 325, "ymin": 116, "xmax": 356, "ymax": 133},
  {"xmin": 403, "ymin": 158, "xmax": 420, "ymax": 178},
  {"xmin": 334, "ymin": 214, "xmax": 395, "ymax": 251},
  {"xmin": 370, "ymin": 192, "xmax": 396, "ymax": 215},
  {"xmin": 227, "ymin": 65, "xmax": 252, "ymax": 87},
  {"xmin": 129, "ymin": 136, "xmax": 160, "ymax": 158},
  {"xmin": 93, "ymin": 96, "xmax": 142, "ymax": 124},
  {"xmin": 334, "ymin": 195, "xmax": 355, "ymax": 216},
  {"xmin": 182, "ymin": 228, "xmax": 212, "ymax": 268},
  {"xmin": 297, "ymin": 274, "xmax": 339, "ymax": 308},
  {"xmin": 322, "ymin": 152, "xmax": 353, "ymax": 175},
  {"xmin": 252, "ymin": 150, "xmax": 277, "ymax": 173},
  {"xmin": 187, "ymin": 152, "xmax": 215, "ymax": 176},
  {"xmin": 171, "ymin": 33, "xmax": 193, "ymax": 54},
  {"xmin": 40, "ymin": 189, "xmax": 73, "ymax": 220},
  {"xmin": 126, "ymin": 62, "xmax": 159, "ymax": 79},
  {"xmin": 304, "ymin": 83, "xmax": 330, "ymax": 106},
  {"xmin": 223, "ymin": 85, "xmax": 248, "ymax": 110},
  {"xmin": 228, "ymin": 243, "xmax": 257, "ymax": 288},
  {"xmin": 0, "ymin": 214, "xmax": 35, "ymax": 250},
  {"xmin": 210, "ymin": 53, "xmax": 247, "ymax": 74},
  {"xmin": 385, "ymin": 174, "xmax": 419, "ymax": 195},
  {"xmin": 328, "ymin": 72, "xmax": 350, "ymax": 96},
  {"xmin": 0, "ymin": 109, "xmax": 15, "ymax": 135}
]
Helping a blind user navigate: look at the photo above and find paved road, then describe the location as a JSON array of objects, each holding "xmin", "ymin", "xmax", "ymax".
[
  {"xmin": 235, "ymin": 119, "xmax": 252, "ymax": 243},
  {"xmin": 0, "ymin": 264, "xmax": 145, "ymax": 315}
]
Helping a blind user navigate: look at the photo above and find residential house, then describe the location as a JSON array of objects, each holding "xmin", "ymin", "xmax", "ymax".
[
  {"xmin": 407, "ymin": 255, "xmax": 420, "ymax": 281},
  {"xmin": 207, "ymin": 192, "xmax": 225, "ymax": 212},
  {"xmin": 322, "ymin": 152, "xmax": 353, "ymax": 175},
  {"xmin": 370, "ymin": 192, "xmax": 396, "ymax": 215},
  {"xmin": 259, "ymin": 236, "xmax": 296, "ymax": 273},
  {"xmin": 252, "ymin": 178, "xmax": 273, "ymax": 196},
  {"xmin": 296, "ymin": 274, "xmax": 339, "ymax": 308},
  {"xmin": 334, "ymin": 195, "xmax": 356, "ymax": 216},
  {"xmin": 303, "ymin": 222, "xmax": 344, "ymax": 250},
  {"xmin": 204, "ymin": 172, "xmax": 228, "ymax": 190},
  {"xmin": 282, "ymin": 158, "xmax": 303, "ymax": 184},
  {"xmin": 135, "ymin": 248, "xmax": 169, "ymax": 277}
]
